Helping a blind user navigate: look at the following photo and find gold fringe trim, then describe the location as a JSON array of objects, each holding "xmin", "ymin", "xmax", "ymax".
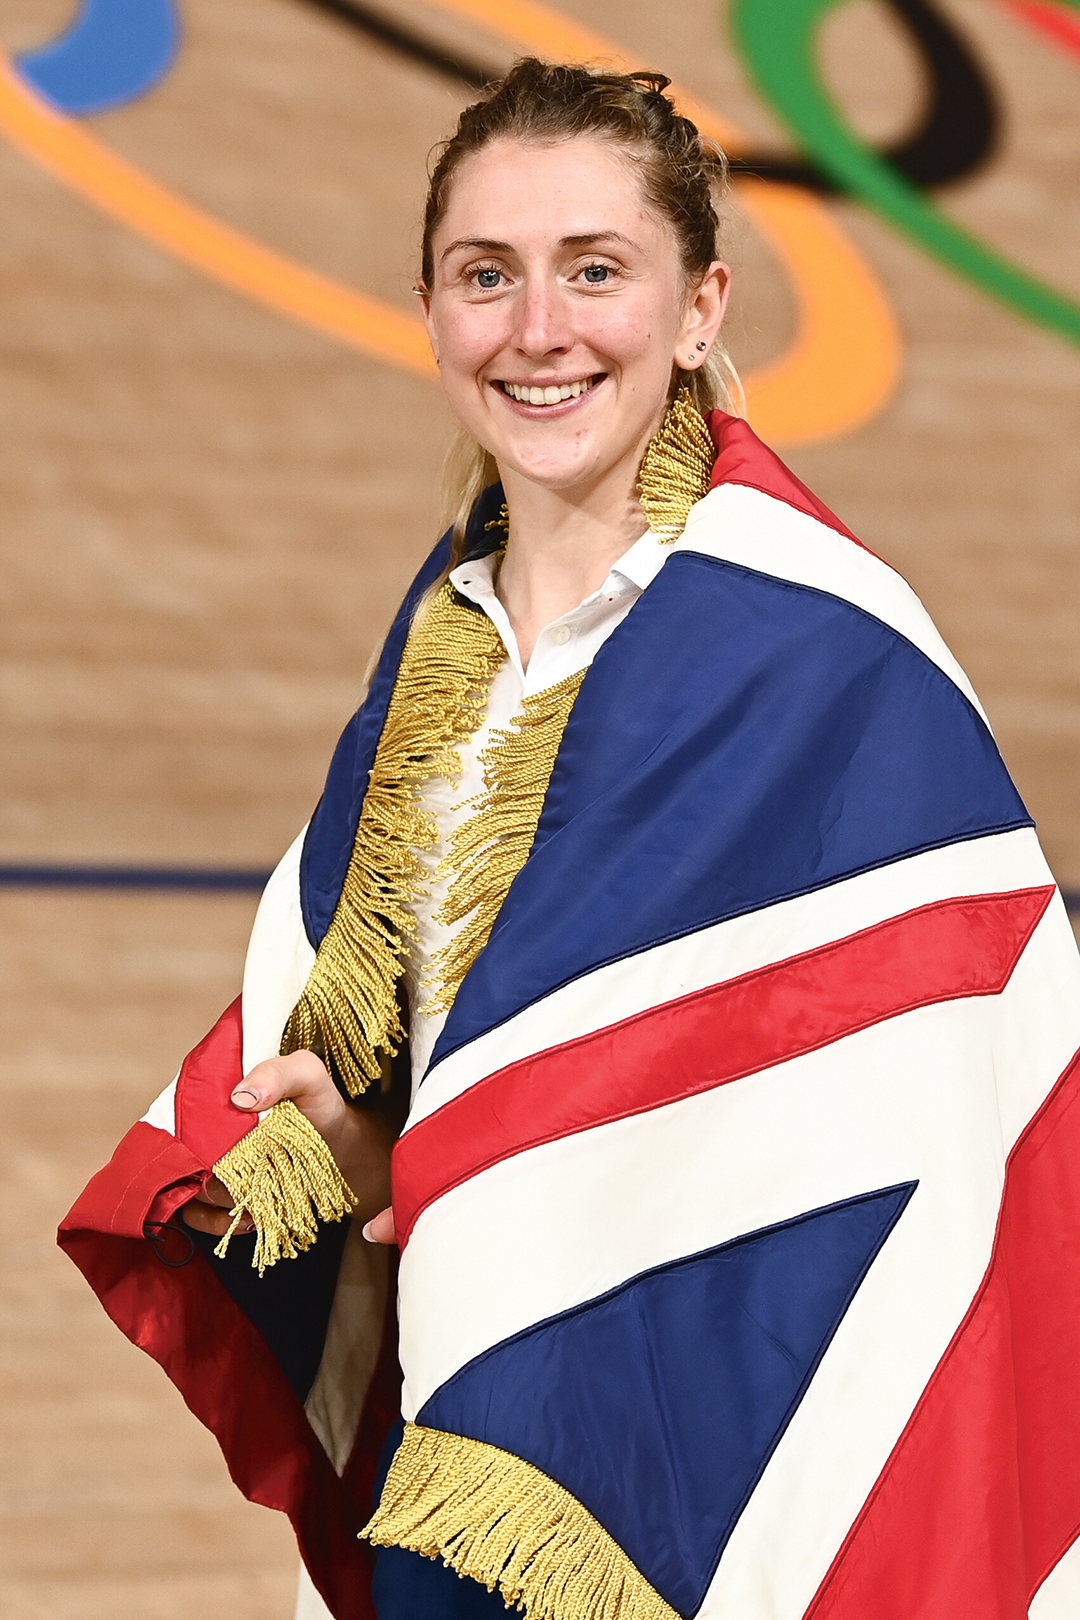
[
  {"xmin": 362, "ymin": 1422, "xmax": 677, "ymax": 1620},
  {"xmin": 421, "ymin": 667, "xmax": 585, "ymax": 1016},
  {"xmin": 280, "ymin": 583, "xmax": 506, "ymax": 1095},
  {"xmin": 638, "ymin": 388, "xmax": 715, "ymax": 543},
  {"xmin": 212, "ymin": 1099, "xmax": 357, "ymax": 1274}
]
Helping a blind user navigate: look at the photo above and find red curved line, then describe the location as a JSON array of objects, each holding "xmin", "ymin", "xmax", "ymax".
[{"xmin": 998, "ymin": 0, "xmax": 1080, "ymax": 60}]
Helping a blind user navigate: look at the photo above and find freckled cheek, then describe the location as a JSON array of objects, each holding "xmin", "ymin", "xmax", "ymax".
[
  {"xmin": 579, "ymin": 308, "xmax": 668, "ymax": 368},
  {"xmin": 438, "ymin": 309, "xmax": 513, "ymax": 379}
]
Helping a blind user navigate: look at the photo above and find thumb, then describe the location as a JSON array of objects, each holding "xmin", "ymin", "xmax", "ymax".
[
  {"xmin": 362, "ymin": 1205, "xmax": 397, "ymax": 1245},
  {"xmin": 229, "ymin": 1050, "xmax": 335, "ymax": 1114},
  {"xmin": 229, "ymin": 1082, "xmax": 262, "ymax": 1111}
]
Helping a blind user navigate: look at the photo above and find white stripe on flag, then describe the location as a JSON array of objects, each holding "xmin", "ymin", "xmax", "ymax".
[
  {"xmin": 412, "ymin": 827, "xmax": 1051, "ymax": 1123},
  {"xmin": 240, "ymin": 822, "xmax": 314, "ymax": 1074},
  {"xmin": 398, "ymin": 899, "xmax": 1079, "ymax": 1615},
  {"xmin": 399, "ymin": 897, "xmax": 1079, "ymax": 1411},
  {"xmin": 1030, "ymin": 1535, "xmax": 1080, "ymax": 1620},
  {"xmin": 140, "ymin": 1076, "xmax": 178, "ymax": 1134}
]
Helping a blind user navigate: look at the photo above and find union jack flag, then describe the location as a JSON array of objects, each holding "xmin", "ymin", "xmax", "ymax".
[{"xmin": 61, "ymin": 417, "xmax": 1080, "ymax": 1619}]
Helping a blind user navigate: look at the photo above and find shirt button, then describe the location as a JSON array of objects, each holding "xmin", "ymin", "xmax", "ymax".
[{"xmin": 550, "ymin": 625, "xmax": 572, "ymax": 646}]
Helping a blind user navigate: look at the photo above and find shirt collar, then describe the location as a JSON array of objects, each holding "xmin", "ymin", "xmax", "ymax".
[
  {"xmin": 608, "ymin": 527, "xmax": 670, "ymax": 592},
  {"xmin": 450, "ymin": 526, "xmax": 669, "ymax": 608}
]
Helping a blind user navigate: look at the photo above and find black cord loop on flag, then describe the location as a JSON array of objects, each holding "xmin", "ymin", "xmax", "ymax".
[{"xmin": 144, "ymin": 1216, "xmax": 197, "ymax": 1268}]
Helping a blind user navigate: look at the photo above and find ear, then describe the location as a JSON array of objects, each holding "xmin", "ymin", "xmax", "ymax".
[
  {"xmin": 417, "ymin": 287, "xmax": 439, "ymax": 366},
  {"xmin": 675, "ymin": 261, "xmax": 732, "ymax": 370}
]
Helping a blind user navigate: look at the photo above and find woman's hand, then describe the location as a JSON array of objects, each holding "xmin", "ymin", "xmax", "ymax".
[
  {"xmin": 362, "ymin": 1205, "xmax": 396, "ymax": 1243},
  {"xmin": 180, "ymin": 1049, "xmax": 396, "ymax": 1238}
]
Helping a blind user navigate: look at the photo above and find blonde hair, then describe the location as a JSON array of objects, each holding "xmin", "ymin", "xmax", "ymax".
[{"xmin": 421, "ymin": 58, "xmax": 743, "ymax": 560}]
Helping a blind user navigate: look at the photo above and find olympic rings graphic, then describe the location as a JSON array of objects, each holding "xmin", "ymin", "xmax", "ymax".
[
  {"xmin": 0, "ymin": 0, "xmax": 1076, "ymax": 446},
  {"xmin": 732, "ymin": 0, "xmax": 1080, "ymax": 349}
]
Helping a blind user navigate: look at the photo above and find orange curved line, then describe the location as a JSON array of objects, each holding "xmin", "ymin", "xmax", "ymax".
[
  {"xmin": 428, "ymin": 0, "xmax": 902, "ymax": 444},
  {"xmin": 0, "ymin": 56, "xmax": 436, "ymax": 377},
  {"xmin": 429, "ymin": 0, "xmax": 747, "ymax": 132},
  {"xmin": 0, "ymin": 0, "xmax": 901, "ymax": 446},
  {"xmin": 732, "ymin": 179, "xmax": 902, "ymax": 443}
]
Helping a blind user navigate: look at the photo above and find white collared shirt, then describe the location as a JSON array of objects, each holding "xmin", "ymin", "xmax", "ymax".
[{"xmin": 402, "ymin": 527, "xmax": 671, "ymax": 1089}]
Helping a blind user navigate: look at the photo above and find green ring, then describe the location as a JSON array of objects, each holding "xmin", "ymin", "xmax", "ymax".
[{"xmin": 729, "ymin": 0, "xmax": 1080, "ymax": 348}]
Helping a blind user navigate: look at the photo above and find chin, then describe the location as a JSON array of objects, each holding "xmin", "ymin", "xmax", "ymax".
[
  {"xmin": 506, "ymin": 456, "xmax": 602, "ymax": 493},
  {"xmin": 499, "ymin": 433, "xmax": 611, "ymax": 487}
]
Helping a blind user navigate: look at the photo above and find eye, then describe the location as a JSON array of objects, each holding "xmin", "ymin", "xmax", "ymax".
[
  {"xmin": 474, "ymin": 266, "xmax": 502, "ymax": 289},
  {"xmin": 582, "ymin": 264, "xmax": 612, "ymax": 284}
]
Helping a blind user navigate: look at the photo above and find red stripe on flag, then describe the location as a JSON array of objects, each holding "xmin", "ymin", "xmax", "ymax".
[
  {"xmin": 174, "ymin": 994, "xmax": 257, "ymax": 1165},
  {"xmin": 707, "ymin": 412, "xmax": 868, "ymax": 548},
  {"xmin": 61, "ymin": 998, "xmax": 253, "ymax": 1244},
  {"xmin": 59, "ymin": 991, "xmax": 402, "ymax": 1619},
  {"xmin": 804, "ymin": 1045, "xmax": 1080, "ymax": 1619},
  {"xmin": 63, "ymin": 1119, "xmax": 207, "ymax": 1239},
  {"xmin": 394, "ymin": 887, "xmax": 1054, "ymax": 1246}
]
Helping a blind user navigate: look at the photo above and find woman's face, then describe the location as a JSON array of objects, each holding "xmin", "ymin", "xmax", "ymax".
[{"xmin": 421, "ymin": 137, "xmax": 729, "ymax": 500}]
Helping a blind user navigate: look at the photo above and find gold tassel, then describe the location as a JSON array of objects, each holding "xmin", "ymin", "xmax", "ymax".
[
  {"xmin": 421, "ymin": 667, "xmax": 585, "ymax": 1015},
  {"xmin": 212, "ymin": 1099, "xmax": 357, "ymax": 1274},
  {"xmin": 362, "ymin": 1423, "xmax": 677, "ymax": 1620},
  {"xmin": 637, "ymin": 388, "xmax": 715, "ymax": 543},
  {"xmin": 280, "ymin": 583, "xmax": 506, "ymax": 1095}
]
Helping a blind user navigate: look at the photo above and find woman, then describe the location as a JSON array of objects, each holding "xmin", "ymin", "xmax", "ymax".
[{"xmin": 62, "ymin": 59, "xmax": 1080, "ymax": 1620}]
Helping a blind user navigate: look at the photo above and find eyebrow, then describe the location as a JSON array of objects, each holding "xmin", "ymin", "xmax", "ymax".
[{"xmin": 439, "ymin": 230, "xmax": 640, "ymax": 263}]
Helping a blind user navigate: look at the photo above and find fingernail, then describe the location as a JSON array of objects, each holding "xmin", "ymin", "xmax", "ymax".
[
  {"xmin": 361, "ymin": 1220, "xmax": 376, "ymax": 1242},
  {"xmin": 231, "ymin": 1088, "xmax": 260, "ymax": 1108}
]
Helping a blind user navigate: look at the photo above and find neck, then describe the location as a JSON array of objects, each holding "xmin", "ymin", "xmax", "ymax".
[{"xmin": 494, "ymin": 464, "xmax": 649, "ymax": 670}]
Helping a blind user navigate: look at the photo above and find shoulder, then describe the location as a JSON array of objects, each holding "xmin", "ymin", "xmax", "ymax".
[{"xmin": 679, "ymin": 413, "xmax": 984, "ymax": 720}]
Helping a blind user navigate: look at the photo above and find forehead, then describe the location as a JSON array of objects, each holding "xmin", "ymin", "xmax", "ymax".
[{"xmin": 434, "ymin": 136, "xmax": 667, "ymax": 246}]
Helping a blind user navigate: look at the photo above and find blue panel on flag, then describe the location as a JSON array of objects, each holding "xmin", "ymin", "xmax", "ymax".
[
  {"xmin": 433, "ymin": 552, "xmax": 1029, "ymax": 1067},
  {"xmin": 417, "ymin": 1183, "xmax": 917, "ymax": 1617}
]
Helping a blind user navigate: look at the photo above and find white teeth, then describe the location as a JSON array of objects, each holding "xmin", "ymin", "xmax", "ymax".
[{"xmin": 503, "ymin": 378, "xmax": 594, "ymax": 405}]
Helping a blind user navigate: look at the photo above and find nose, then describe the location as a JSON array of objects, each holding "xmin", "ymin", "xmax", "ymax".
[{"xmin": 513, "ymin": 274, "xmax": 573, "ymax": 359}]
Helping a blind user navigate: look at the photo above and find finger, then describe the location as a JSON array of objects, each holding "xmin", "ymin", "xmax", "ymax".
[
  {"xmin": 181, "ymin": 1199, "xmax": 255, "ymax": 1238},
  {"xmin": 361, "ymin": 1205, "xmax": 396, "ymax": 1245},
  {"xmin": 231, "ymin": 1050, "xmax": 347, "ymax": 1144},
  {"xmin": 180, "ymin": 1201, "xmax": 229, "ymax": 1235},
  {"xmin": 230, "ymin": 1050, "xmax": 334, "ymax": 1113},
  {"xmin": 196, "ymin": 1174, "xmax": 233, "ymax": 1209}
]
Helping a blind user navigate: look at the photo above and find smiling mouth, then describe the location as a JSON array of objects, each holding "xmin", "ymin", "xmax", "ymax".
[{"xmin": 497, "ymin": 375, "xmax": 603, "ymax": 406}]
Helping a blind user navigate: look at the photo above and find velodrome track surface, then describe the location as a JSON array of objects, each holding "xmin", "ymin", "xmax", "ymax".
[{"xmin": 0, "ymin": 2, "xmax": 1077, "ymax": 1615}]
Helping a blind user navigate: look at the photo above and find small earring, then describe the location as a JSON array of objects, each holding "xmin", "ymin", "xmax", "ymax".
[{"xmin": 697, "ymin": 341, "xmax": 708, "ymax": 351}]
